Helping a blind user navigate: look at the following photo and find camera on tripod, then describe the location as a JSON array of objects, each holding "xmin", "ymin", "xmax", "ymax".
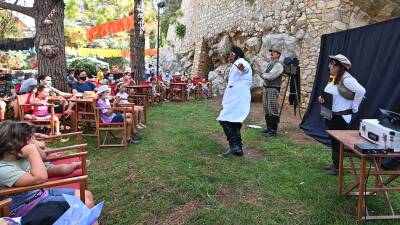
[{"xmin": 283, "ymin": 57, "xmax": 299, "ymax": 77}]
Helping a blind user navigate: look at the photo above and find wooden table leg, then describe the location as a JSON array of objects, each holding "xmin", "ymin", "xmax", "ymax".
[
  {"xmin": 338, "ymin": 142, "xmax": 344, "ymax": 195},
  {"xmin": 357, "ymin": 156, "xmax": 367, "ymax": 221}
]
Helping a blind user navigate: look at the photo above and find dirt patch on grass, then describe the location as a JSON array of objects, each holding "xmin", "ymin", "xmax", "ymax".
[
  {"xmin": 215, "ymin": 186, "xmax": 238, "ymax": 208},
  {"xmin": 242, "ymin": 148, "xmax": 265, "ymax": 161},
  {"xmin": 240, "ymin": 190, "xmax": 264, "ymax": 206},
  {"xmin": 212, "ymin": 98, "xmax": 317, "ymax": 145},
  {"xmin": 152, "ymin": 201, "xmax": 199, "ymax": 225}
]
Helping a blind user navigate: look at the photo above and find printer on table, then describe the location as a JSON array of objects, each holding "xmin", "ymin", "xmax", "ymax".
[{"xmin": 359, "ymin": 109, "xmax": 400, "ymax": 152}]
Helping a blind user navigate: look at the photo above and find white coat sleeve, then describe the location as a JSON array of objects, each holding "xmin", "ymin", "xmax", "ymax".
[{"xmin": 343, "ymin": 77, "xmax": 366, "ymax": 113}]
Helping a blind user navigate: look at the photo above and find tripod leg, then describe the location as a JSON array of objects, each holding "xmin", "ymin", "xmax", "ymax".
[
  {"xmin": 279, "ymin": 78, "xmax": 290, "ymax": 118},
  {"xmin": 293, "ymin": 76, "xmax": 302, "ymax": 119}
]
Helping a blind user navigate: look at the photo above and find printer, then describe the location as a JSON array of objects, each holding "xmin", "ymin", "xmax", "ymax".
[{"xmin": 359, "ymin": 109, "xmax": 400, "ymax": 152}]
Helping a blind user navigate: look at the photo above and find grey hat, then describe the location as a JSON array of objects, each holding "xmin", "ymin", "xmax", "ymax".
[
  {"xmin": 269, "ymin": 43, "xmax": 283, "ymax": 54},
  {"xmin": 329, "ymin": 54, "xmax": 352, "ymax": 69}
]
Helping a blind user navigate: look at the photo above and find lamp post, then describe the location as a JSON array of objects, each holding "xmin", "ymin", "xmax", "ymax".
[{"xmin": 155, "ymin": 0, "xmax": 165, "ymax": 78}]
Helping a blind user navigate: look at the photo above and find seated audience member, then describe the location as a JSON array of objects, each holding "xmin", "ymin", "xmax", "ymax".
[
  {"xmin": 116, "ymin": 83, "xmax": 146, "ymax": 129},
  {"xmin": 66, "ymin": 69, "xmax": 75, "ymax": 93},
  {"xmin": 0, "ymin": 120, "xmax": 95, "ymax": 217},
  {"xmin": 0, "ymin": 72, "xmax": 17, "ymax": 121},
  {"xmin": 120, "ymin": 70, "xmax": 136, "ymax": 86},
  {"xmin": 150, "ymin": 77, "xmax": 162, "ymax": 104},
  {"xmin": 96, "ymin": 67, "xmax": 104, "ymax": 83},
  {"xmin": 18, "ymin": 78, "xmax": 37, "ymax": 94},
  {"xmin": 186, "ymin": 78, "xmax": 196, "ymax": 99},
  {"xmin": 201, "ymin": 78, "xmax": 211, "ymax": 97},
  {"xmin": 37, "ymin": 75, "xmax": 74, "ymax": 115},
  {"xmin": 23, "ymin": 85, "xmax": 61, "ymax": 135},
  {"xmin": 96, "ymin": 85, "xmax": 140, "ymax": 144},
  {"xmin": 72, "ymin": 69, "xmax": 96, "ymax": 94}
]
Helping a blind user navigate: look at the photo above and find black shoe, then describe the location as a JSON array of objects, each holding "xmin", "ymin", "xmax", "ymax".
[
  {"xmin": 132, "ymin": 132, "xmax": 143, "ymax": 140},
  {"xmin": 129, "ymin": 139, "xmax": 140, "ymax": 144},
  {"xmin": 233, "ymin": 150, "xmax": 244, "ymax": 156},
  {"xmin": 325, "ymin": 167, "xmax": 338, "ymax": 176},
  {"xmin": 324, "ymin": 164, "xmax": 334, "ymax": 171},
  {"xmin": 262, "ymin": 130, "xmax": 277, "ymax": 137},
  {"xmin": 223, "ymin": 146, "xmax": 241, "ymax": 157},
  {"xmin": 260, "ymin": 129, "xmax": 271, "ymax": 134}
]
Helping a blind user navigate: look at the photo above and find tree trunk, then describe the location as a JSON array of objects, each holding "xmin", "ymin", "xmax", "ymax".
[
  {"xmin": 34, "ymin": 0, "xmax": 67, "ymax": 91},
  {"xmin": 133, "ymin": 0, "xmax": 145, "ymax": 84},
  {"xmin": 129, "ymin": 27, "xmax": 136, "ymax": 81}
]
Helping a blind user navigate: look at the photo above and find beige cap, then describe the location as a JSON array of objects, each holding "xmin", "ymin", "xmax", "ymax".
[
  {"xmin": 269, "ymin": 43, "xmax": 283, "ymax": 54},
  {"xmin": 329, "ymin": 54, "xmax": 352, "ymax": 69}
]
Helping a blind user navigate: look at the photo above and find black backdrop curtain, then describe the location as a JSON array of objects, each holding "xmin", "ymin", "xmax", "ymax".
[{"xmin": 300, "ymin": 17, "xmax": 400, "ymax": 145}]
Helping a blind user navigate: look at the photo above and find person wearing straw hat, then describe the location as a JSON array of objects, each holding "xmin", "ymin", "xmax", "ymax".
[
  {"xmin": 260, "ymin": 43, "xmax": 284, "ymax": 137},
  {"xmin": 319, "ymin": 54, "xmax": 366, "ymax": 175},
  {"xmin": 217, "ymin": 46, "xmax": 252, "ymax": 157},
  {"xmin": 96, "ymin": 85, "xmax": 140, "ymax": 144}
]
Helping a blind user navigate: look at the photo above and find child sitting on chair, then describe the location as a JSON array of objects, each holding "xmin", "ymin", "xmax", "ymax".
[
  {"xmin": 0, "ymin": 120, "xmax": 95, "ymax": 217},
  {"xmin": 186, "ymin": 78, "xmax": 196, "ymax": 99},
  {"xmin": 24, "ymin": 85, "xmax": 61, "ymax": 135},
  {"xmin": 96, "ymin": 85, "xmax": 140, "ymax": 144},
  {"xmin": 116, "ymin": 83, "xmax": 146, "ymax": 129},
  {"xmin": 150, "ymin": 77, "xmax": 161, "ymax": 104}
]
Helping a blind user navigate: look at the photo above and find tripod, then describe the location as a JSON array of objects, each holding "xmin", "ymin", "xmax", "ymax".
[{"xmin": 279, "ymin": 64, "xmax": 302, "ymax": 119}]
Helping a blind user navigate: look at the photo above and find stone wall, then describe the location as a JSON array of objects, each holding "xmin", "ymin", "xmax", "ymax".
[{"xmin": 165, "ymin": 0, "xmax": 400, "ymax": 108}]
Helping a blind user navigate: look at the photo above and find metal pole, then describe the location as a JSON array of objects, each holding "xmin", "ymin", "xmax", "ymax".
[{"xmin": 156, "ymin": 5, "xmax": 160, "ymax": 77}]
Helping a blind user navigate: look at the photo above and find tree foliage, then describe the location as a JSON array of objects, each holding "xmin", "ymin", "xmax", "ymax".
[
  {"xmin": 64, "ymin": 0, "xmax": 158, "ymax": 49},
  {"xmin": 0, "ymin": 9, "xmax": 21, "ymax": 39}
]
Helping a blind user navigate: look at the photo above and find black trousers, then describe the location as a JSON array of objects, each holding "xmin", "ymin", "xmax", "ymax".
[
  {"xmin": 326, "ymin": 115, "xmax": 348, "ymax": 169},
  {"xmin": 219, "ymin": 121, "xmax": 243, "ymax": 150}
]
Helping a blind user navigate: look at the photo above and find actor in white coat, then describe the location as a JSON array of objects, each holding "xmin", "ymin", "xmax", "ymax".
[{"xmin": 217, "ymin": 46, "xmax": 252, "ymax": 156}]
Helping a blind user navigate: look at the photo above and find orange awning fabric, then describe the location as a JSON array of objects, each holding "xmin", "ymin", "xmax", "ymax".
[
  {"xmin": 66, "ymin": 47, "xmax": 158, "ymax": 58},
  {"xmin": 87, "ymin": 16, "xmax": 134, "ymax": 41}
]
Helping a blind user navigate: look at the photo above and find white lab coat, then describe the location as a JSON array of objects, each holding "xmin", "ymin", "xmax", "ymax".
[{"xmin": 217, "ymin": 58, "xmax": 253, "ymax": 123}]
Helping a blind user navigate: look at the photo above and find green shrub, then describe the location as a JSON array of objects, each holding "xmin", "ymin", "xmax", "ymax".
[
  {"xmin": 68, "ymin": 59, "xmax": 97, "ymax": 77},
  {"xmin": 175, "ymin": 23, "xmax": 186, "ymax": 38}
]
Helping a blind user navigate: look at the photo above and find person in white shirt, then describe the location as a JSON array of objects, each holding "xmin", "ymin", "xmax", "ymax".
[
  {"xmin": 217, "ymin": 46, "xmax": 252, "ymax": 157},
  {"xmin": 319, "ymin": 54, "xmax": 366, "ymax": 175}
]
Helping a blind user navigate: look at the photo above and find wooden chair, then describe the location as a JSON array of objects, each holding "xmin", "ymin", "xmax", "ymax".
[
  {"xmin": 129, "ymin": 94, "xmax": 148, "ymax": 124},
  {"xmin": 0, "ymin": 198, "xmax": 12, "ymax": 217},
  {"xmin": 35, "ymin": 132, "xmax": 87, "ymax": 189},
  {"xmin": 17, "ymin": 94, "xmax": 57, "ymax": 135},
  {"xmin": 0, "ymin": 150, "xmax": 89, "ymax": 206},
  {"xmin": 95, "ymin": 106, "xmax": 130, "ymax": 148},
  {"xmin": 70, "ymin": 98, "xmax": 97, "ymax": 136}
]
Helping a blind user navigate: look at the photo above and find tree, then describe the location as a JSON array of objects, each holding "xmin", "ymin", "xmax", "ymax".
[
  {"xmin": 132, "ymin": 0, "xmax": 145, "ymax": 83},
  {"xmin": 0, "ymin": 9, "xmax": 21, "ymax": 39},
  {"xmin": 0, "ymin": 0, "xmax": 67, "ymax": 91}
]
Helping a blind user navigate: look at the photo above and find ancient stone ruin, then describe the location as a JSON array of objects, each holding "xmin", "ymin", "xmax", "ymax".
[{"xmin": 162, "ymin": 0, "xmax": 400, "ymax": 108}]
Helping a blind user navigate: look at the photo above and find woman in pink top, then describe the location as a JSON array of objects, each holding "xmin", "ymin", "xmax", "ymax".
[{"xmin": 24, "ymin": 85, "xmax": 61, "ymax": 135}]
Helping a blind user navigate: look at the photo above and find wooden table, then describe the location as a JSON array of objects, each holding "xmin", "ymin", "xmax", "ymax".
[
  {"xmin": 170, "ymin": 82, "xmax": 187, "ymax": 102},
  {"xmin": 327, "ymin": 130, "xmax": 400, "ymax": 221}
]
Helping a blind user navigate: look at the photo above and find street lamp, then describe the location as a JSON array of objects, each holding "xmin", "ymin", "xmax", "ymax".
[{"xmin": 154, "ymin": 0, "xmax": 165, "ymax": 77}]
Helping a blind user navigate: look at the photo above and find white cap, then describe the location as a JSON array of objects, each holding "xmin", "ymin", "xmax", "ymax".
[
  {"xmin": 329, "ymin": 54, "xmax": 352, "ymax": 69},
  {"xmin": 124, "ymin": 67, "xmax": 131, "ymax": 73},
  {"xmin": 174, "ymin": 71, "xmax": 180, "ymax": 76},
  {"xmin": 97, "ymin": 85, "xmax": 110, "ymax": 95}
]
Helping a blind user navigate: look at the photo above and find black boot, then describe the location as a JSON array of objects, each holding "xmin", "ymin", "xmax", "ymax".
[
  {"xmin": 260, "ymin": 115, "xmax": 271, "ymax": 134},
  {"xmin": 262, "ymin": 115, "xmax": 279, "ymax": 137},
  {"xmin": 223, "ymin": 145, "xmax": 241, "ymax": 156}
]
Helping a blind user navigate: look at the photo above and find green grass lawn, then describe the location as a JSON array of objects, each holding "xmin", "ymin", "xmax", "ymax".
[{"xmin": 81, "ymin": 100, "xmax": 400, "ymax": 225}]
